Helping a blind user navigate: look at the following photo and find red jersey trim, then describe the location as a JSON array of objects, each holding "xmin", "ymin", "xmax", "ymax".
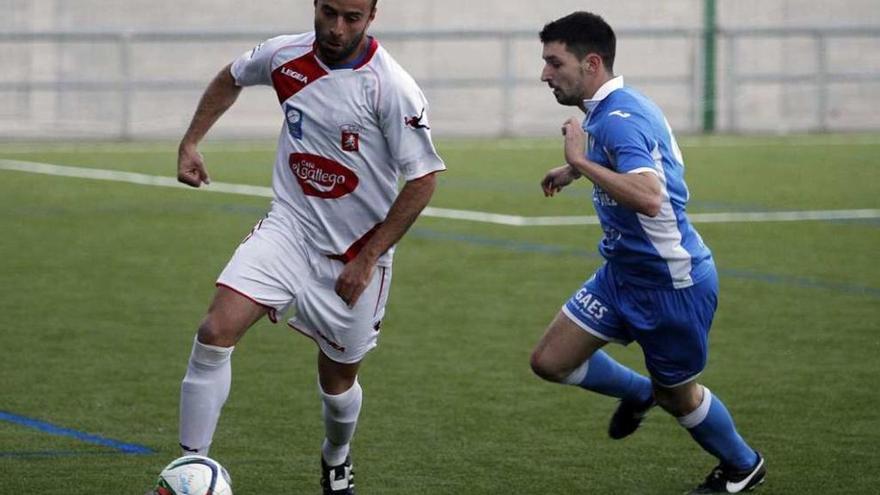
[
  {"xmin": 407, "ymin": 169, "xmax": 444, "ymax": 182},
  {"xmin": 215, "ymin": 283, "xmax": 278, "ymax": 323},
  {"xmin": 287, "ymin": 322, "xmax": 346, "ymax": 354},
  {"xmin": 287, "ymin": 322, "xmax": 317, "ymax": 344},
  {"xmin": 373, "ymin": 266, "xmax": 387, "ymax": 317},
  {"xmin": 353, "ymin": 37, "xmax": 379, "ymax": 70},
  {"xmin": 310, "ymin": 37, "xmax": 378, "ymax": 72},
  {"xmin": 271, "ymin": 51, "xmax": 328, "ymax": 103},
  {"xmin": 327, "ymin": 222, "xmax": 383, "ymax": 264}
]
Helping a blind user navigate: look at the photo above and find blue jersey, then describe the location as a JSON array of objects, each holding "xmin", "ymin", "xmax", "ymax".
[{"xmin": 582, "ymin": 77, "xmax": 713, "ymax": 289}]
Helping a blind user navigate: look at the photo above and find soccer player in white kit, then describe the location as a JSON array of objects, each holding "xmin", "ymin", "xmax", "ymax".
[{"xmin": 174, "ymin": 1, "xmax": 444, "ymax": 493}]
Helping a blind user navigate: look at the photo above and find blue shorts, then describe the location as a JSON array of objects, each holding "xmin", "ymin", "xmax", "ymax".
[{"xmin": 562, "ymin": 263, "xmax": 719, "ymax": 387}]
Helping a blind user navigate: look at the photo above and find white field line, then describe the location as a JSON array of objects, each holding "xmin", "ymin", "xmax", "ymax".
[
  {"xmin": 2, "ymin": 159, "xmax": 879, "ymax": 226},
  {"xmin": 0, "ymin": 159, "xmax": 274, "ymax": 197}
]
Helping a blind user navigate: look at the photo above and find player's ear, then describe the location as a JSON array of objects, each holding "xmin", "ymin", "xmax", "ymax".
[{"xmin": 584, "ymin": 53, "xmax": 602, "ymax": 74}]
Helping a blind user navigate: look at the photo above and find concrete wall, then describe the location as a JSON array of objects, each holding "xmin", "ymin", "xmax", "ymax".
[{"xmin": 2, "ymin": 0, "xmax": 879, "ymax": 139}]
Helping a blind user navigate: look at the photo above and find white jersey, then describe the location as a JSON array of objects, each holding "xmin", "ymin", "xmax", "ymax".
[{"xmin": 230, "ymin": 32, "xmax": 445, "ymax": 266}]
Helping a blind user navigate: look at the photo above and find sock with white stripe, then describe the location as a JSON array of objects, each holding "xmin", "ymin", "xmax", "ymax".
[
  {"xmin": 563, "ymin": 350, "xmax": 653, "ymax": 404},
  {"xmin": 179, "ymin": 336, "xmax": 234, "ymax": 456},
  {"xmin": 678, "ymin": 386, "xmax": 758, "ymax": 470},
  {"xmin": 320, "ymin": 379, "xmax": 363, "ymax": 466}
]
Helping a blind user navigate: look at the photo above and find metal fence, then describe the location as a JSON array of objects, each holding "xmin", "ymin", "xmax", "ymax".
[
  {"xmin": 720, "ymin": 26, "xmax": 880, "ymax": 133},
  {"xmin": 0, "ymin": 26, "xmax": 878, "ymax": 140}
]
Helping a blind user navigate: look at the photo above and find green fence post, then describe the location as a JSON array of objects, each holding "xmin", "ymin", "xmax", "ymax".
[{"xmin": 702, "ymin": 0, "xmax": 717, "ymax": 133}]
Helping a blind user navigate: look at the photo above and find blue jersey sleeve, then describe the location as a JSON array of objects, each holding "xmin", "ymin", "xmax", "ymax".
[{"xmin": 601, "ymin": 113, "xmax": 658, "ymax": 175}]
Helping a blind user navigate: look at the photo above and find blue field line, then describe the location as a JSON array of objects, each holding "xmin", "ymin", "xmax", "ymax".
[
  {"xmin": 0, "ymin": 411, "xmax": 154, "ymax": 455},
  {"xmin": 0, "ymin": 450, "xmax": 132, "ymax": 458},
  {"xmin": 718, "ymin": 268, "xmax": 880, "ymax": 298},
  {"xmin": 409, "ymin": 228, "xmax": 880, "ymax": 298},
  {"xmin": 435, "ymin": 177, "xmax": 771, "ymax": 211},
  {"xmin": 411, "ymin": 227, "xmax": 602, "ymax": 258}
]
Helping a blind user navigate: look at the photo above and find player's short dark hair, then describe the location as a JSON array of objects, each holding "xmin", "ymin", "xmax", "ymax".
[
  {"xmin": 314, "ymin": 0, "xmax": 377, "ymax": 10},
  {"xmin": 539, "ymin": 11, "xmax": 615, "ymax": 72}
]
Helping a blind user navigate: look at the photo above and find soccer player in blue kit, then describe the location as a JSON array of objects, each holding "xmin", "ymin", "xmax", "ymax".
[{"xmin": 529, "ymin": 12, "xmax": 766, "ymax": 493}]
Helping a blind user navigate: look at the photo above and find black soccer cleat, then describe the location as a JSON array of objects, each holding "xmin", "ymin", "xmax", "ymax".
[
  {"xmin": 688, "ymin": 452, "xmax": 766, "ymax": 494},
  {"xmin": 608, "ymin": 397, "xmax": 655, "ymax": 439},
  {"xmin": 321, "ymin": 455, "xmax": 355, "ymax": 495}
]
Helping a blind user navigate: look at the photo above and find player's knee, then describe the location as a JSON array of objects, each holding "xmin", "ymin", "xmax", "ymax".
[
  {"xmin": 529, "ymin": 349, "xmax": 566, "ymax": 383},
  {"xmin": 320, "ymin": 379, "xmax": 362, "ymax": 418},
  {"xmin": 653, "ymin": 392, "xmax": 679, "ymax": 415},
  {"xmin": 653, "ymin": 383, "xmax": 701, "ymax": 417},
  {"xmin": 319, "ymin": 373, "xmax": 359, "ymax": 396},
  {"xmin": 196, "ymin": 316, "xmax": 238, "ymax": 348}
]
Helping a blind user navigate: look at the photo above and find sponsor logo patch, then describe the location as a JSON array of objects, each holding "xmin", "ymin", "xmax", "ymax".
[
  {"xmin": 572, "ymin": 288, "xmax": 608, "ymax": 320},
  {"xmin": 289, "ymin": 153, "xmax": 359, "ymax": 198},
  {"xmin": 285, "ymin": 104, "xmax": 304, "ymax": 139},
  {"xmin": 248, "ymin": 42, "xmax": 264, "ymax": 59},
  {"xmin": 340, "ymin": 124, "xmax": 361, "ymax": 152},
  {"xmin": 281, "ymin": 66, "xmax": 308, "ymax": 84},
  {"xmin": 404, "ymin": 107, "xmax": 430, "ymax": 130}
]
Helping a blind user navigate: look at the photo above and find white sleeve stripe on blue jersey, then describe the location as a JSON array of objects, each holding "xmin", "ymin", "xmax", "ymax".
[
  {"xmin": 626, "ymin": 166, "xmax": 659, "ymax": 176},
  {"xmin": 636, "ymin": 144, "xmax": 693, "ymax": 289}
]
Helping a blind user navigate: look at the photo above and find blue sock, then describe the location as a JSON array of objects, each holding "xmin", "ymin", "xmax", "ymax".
[
  {"xmin": 564, "ymin": 350, "xmax": 653, "ymax": 405},
  {"xmin": 679, "ymin": 387, "xmax": 758, "ymax": 471}
]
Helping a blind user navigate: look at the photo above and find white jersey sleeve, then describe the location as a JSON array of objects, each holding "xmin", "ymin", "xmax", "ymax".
[
  {"xmin": 378, "ymin": 66, "xmax": 446, "ymax": 181},
  {"xmin": 230, "ymin": 35, "xmax": 292, "ymax": 87}
]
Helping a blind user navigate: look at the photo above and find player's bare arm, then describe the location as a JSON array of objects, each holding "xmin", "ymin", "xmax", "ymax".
[
  {"xmin": 177, "ymin": 64, "xmax": 242, "ymax": 187},
  {"xmin": 561, "ymin": 118, "xmax": 662, "ymax": 216},
  {"xmin": 334, "ymin": 172, "xmax": 438, "ymax": 306},
  {"xmin": 541, "ymin": 164, "xmax": 581, "ymax": 197}
]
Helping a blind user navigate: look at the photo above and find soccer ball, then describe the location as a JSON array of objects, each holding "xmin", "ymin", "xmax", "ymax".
[{"xmin": 153, "ymin": 455, "xmax": 233, "ymax": 495}]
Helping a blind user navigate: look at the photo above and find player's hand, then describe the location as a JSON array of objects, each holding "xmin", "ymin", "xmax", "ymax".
[
  {"xmin": 561, "ymin": 117, "xmax": 587, "ymax": 167},
  {"xmin": 177, "ymin": 143, "xmax": 211, "ymax": 187},
  {"xmin": 541, "ymin": 165, "xmax": 579, "ymax": 197},
  {"xmin": 334, "ymin": 256, "xmax": 375, "ymax": 307}
]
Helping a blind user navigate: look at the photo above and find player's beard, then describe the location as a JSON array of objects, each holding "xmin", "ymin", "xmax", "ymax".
[
  {"xmin": 315, "ymin": 27, "xmax": 367, "ymax": 65},
  {"xmin": 553, "ymin": 68, "xmax": 588, "ymax": 106},
  {"xmin": 552, "ymin": 86, "xmax": 582, "ymax": 107}
]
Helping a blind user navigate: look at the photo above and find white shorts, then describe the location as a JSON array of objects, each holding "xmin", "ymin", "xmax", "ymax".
[{"xmin": 216, "ymin": 212, "xmax": 392, "ymax": 364}]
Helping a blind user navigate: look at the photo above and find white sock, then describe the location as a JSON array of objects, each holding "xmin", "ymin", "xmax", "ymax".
[
  {"xmin": 677, "ymin": 386, "xmax": 712, "ymax": 429},
  {"xmin": 179, "ymin": 336, "xmax": 234, "ymax": 455},
  {"xmin": 320, "ymin": 379, "xmax": 363, "ymax": 466},
  {"xmin": 562, "ymin": 359, "xmax": 590, "ymax": 385}
]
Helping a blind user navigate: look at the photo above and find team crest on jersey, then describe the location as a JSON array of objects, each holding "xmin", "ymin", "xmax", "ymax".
[
  {"xmin": 285, "ymin": 103, "xmax": 304, "ymax": 139},
  {"xmin": 289, "ymin": 152, "xmax": 359, "ymax": 199},
  {"xmin": 340, "ymin": 124, "xmax": 361, "ymax": 152}
]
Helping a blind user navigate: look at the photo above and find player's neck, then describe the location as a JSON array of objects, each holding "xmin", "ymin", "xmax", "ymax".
[
  {"xmin": 317, "ymin": 36, "xmax": 372, "ymax": 69},
  {"xmin": 578, "ymin": 72, "xmax": 615, "ymax": 113},
  {"xmin": 585, "ymin": 72, "xmax": 615, "ymax": 100}
]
